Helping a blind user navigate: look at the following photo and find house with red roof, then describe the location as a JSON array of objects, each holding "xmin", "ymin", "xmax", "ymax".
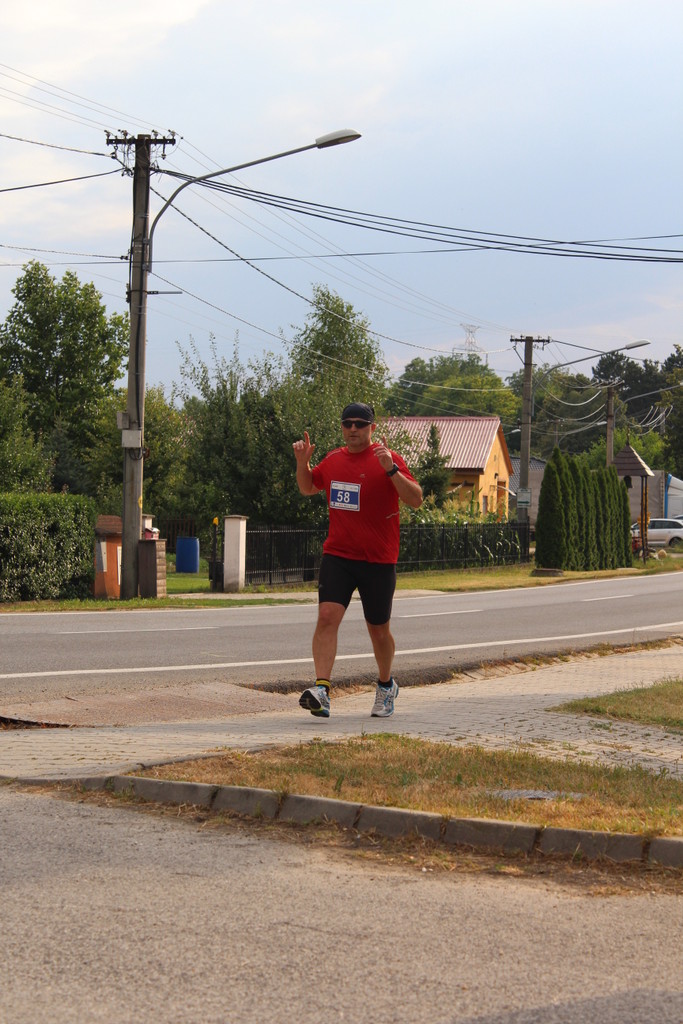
[{"xmin": 382, "ymin": 415, "xmax": 513, "ymax": 515}]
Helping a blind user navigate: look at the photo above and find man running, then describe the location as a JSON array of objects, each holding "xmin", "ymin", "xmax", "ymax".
[{"xmin": 292, "ymin": 402, "xmax": 423, "ymax": 719}]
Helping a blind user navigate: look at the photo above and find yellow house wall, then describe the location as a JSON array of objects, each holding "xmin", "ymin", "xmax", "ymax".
[
  {"xmin": 481, "ymin": 437, "xmax": 509, "ymax": 515},
  {"xmin": 447, "ymin": 436, "xmax": 510, "ymax": 515}
]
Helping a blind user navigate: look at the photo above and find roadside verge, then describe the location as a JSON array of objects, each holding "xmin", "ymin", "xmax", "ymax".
[{"xmin": 38, "ymin": 773, "xmax": 683, "ymax": 870}]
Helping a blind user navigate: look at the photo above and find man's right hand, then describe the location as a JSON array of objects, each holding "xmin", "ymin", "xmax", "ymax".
[
  {"xmin": 293, "ymin": 431, "xmax": 319, "ymax": 496},
  {"xmin": 293, "ymin": 430, "xmax": 315, "ymax": 464}
]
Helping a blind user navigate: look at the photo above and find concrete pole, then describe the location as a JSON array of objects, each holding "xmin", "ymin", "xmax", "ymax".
[
  {"xmin": 120, "ymin": 135, "xmax": 151, "ymax": 600},
  {"xmin": 605, "ymin": 384, "xmax": 615, "ymax": 466},
  {"xmin": 518, "ymin": 336, "xmax": 534, "ymax": 526}
]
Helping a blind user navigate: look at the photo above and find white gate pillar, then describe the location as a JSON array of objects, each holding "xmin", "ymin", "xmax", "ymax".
[{"xmin": 223, "ymin": 515, "xmax": 247, "ymax": 592}]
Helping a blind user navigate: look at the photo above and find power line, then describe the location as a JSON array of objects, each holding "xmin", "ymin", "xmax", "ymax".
[
  {"xmin": 158, "ymin": 144, "xmax": 515, "ymax": 340},
  {"xmin": 0, "ymin": 168, "xmax": 121, "ymax": 194},
  {"xmin": 147, "ymin": 188, "xmax": 475, "ymax": 357},
  {"xmin": 0, "ymin": 242, "xmax": 124, "ymax": 258},
  {"xmin": 150, "ymin": 269, "xmax": 517, "ymax": 409},
  {"xmin": 169, "ymin": 176, "xmax": 683, "ymax": 263},
  {"xmin": 0, "ymin": 63, "xmax": 164, "ymax": 137},
  {"xmin": 0, "ymin": 131, "xmax": 110, "ymax": 156}
]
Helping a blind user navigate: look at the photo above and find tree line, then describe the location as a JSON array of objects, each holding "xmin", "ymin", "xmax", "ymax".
[{"xmin": 1, "ymin": 262, "xmax": 682, "ymax": 543}]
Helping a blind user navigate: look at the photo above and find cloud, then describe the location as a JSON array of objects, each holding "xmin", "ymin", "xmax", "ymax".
[{"xmin": 0, "ymin": 1, "xmax": 214, "ymax": 82}]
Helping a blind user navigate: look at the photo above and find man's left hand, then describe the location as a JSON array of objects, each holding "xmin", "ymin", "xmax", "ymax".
[{"xmin": 374, "ymin": 436, "xmax": 395, "ymax": 473}]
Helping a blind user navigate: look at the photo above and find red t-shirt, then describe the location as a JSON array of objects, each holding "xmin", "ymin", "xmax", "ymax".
[{"xmin": 311, "ymin": 443, "xmax": 416, "ymax": 563}]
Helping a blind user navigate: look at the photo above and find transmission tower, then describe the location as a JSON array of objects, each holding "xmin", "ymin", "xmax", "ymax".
[{"xmin": 460, "ymin": 323, "xmax": 480, "ymax": 354}]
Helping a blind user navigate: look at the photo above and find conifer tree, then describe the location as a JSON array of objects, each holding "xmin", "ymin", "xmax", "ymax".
[
  {"xmin": 595, "ymin": 469, "xmax": 613, "ymax": 568},
  {"xmin": 568, "ymin": 459, "xmax": 587, "ymax": 569},
  {"xmin": 581, "ymin": 464, "xmax": 599, "ymax": 570},
  {"xmin": 535, "ymin": 460, "xmax": 567, "ymax": 569},
  {"xmin": 551, "ymin": 447, "xmax": 580, "ymax": 569}
]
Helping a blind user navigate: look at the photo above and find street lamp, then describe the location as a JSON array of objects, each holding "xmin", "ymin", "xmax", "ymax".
[
  {"xmin": 532, "ymin": 340, "xmax": 650, "ymax": 408},
  {"xmin": 119, "ymin": 129, "xmax": 361, "ymax": 599},
  {"xmin": 147, "ymin": 130, "xmax": 362, "ymax": 269}
]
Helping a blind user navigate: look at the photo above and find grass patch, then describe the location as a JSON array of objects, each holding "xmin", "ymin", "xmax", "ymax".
[
  {"xmin": 143, "ymin": 733, "xmax": 683, "ymax": 837},
  {"xmin": 165, "ymin": 554, "xmax": 212, "ymax": 594},
  {"xmin": 395, "ymin": 558, "xmax": 682, "ymax": 593},
  {"xmin": 553, "ymin": 678, "xmax": 683, "ymax": 733}
]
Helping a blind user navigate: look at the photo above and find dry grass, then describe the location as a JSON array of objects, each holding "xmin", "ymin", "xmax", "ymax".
[
  {"xmin": 144, "ymin": 733, "xmax": 683, "ymax": 837},
  {"xmin": 553, "ymin": 678, "xmax": 683, "ymax": 733},
  {"xmin": 44, "ymin": 782, "xmax": 680, "ymax": 895},
  {"xmin": 394, "ymin": 558, "xmax": 682, "ymax": 593}
]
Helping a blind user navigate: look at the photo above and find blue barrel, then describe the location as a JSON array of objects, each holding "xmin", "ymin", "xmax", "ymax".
[{"xmin": 176, "ymin": 536, "xmax": 200, "ymax": 574}]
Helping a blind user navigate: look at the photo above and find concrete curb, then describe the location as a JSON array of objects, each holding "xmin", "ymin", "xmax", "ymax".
[{"xmin": 61, "ymin": 774, "xmax": 683, "ymax": 869}]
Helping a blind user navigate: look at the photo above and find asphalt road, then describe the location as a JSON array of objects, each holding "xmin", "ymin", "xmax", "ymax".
[
  {"xmin": 1, "ymin": 573, "xmax": 682, "ymax": 701},
  {"xmin": 2, "ymin": 786, "xmax": 682, "ymax": 1024}
]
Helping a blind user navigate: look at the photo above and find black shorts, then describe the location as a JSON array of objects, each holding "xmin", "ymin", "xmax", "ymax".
[{"xmin": 318, "ymin": 554, "xmax": 397, "ymax": 625}]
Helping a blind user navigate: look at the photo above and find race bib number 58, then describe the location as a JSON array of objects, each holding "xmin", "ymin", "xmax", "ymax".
[{"xmin": 330, "ymin": 481, "xmax": 360, "ymax": 510}]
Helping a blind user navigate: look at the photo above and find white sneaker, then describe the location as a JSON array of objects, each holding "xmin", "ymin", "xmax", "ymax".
[
  {"xmin": 371, "ymin": 678, "xmax": 398, "ymax": 717},
  {"xmin": 299, "ymin": 684, "xmax": 330, "ymax": 718}
]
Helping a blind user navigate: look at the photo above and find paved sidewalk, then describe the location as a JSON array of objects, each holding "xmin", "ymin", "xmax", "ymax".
[{"xmin": 2, "ymin": 644, "xmax": 681, "ymax": 781}]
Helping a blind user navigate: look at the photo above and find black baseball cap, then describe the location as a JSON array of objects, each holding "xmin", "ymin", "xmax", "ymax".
[{"xmin": 341, "ymin": 402, "xmax": 375, "ymax": 423}]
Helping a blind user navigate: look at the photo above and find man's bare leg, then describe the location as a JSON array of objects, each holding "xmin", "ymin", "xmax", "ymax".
[
  {"xmin": 366, "ymin": 620, "xmax": 395, "ymax": 682},
  {"xmin": 312, "ymin": 601, "xmax": 347, "ymax": 681}
]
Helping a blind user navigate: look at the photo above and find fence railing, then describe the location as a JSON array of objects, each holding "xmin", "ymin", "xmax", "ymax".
[
  {"xmin": 159, "ymin": 517, "xmax": 197, "ymax": 555},
  {"xmin": 245, "ymin": 521, "xmax": 529, "ymax": 585}
]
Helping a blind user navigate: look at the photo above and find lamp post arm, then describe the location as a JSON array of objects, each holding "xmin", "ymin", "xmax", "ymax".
[
  {"xmin": 147, "ymin": 129, "xmax": 360, "ymax": 270},
  {"xmin": 532, "ymin": 340, "xmax": 651, "ymax": 403},
  {"xmin": 147, "ymin": 142, "xmax": 318, "ymax": 268}
]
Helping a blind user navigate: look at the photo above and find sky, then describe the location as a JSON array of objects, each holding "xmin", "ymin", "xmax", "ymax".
[{"xmin": 1, "ymin": 0, "xmax": 682, "ymax": 400}]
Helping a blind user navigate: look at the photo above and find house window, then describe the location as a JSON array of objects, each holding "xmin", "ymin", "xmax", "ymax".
[{"xmin": 482, "ymin": 495, "xmax": 488, "ymax": 514}]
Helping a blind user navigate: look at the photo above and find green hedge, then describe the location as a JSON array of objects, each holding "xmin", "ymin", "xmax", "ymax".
[
  {"xmin": 535, "ymin": 449, "xmax": 632, "ymax": 571},
  {"xmin": 0, "ymin": 493, "xmax": 97, "ymax": 601}
]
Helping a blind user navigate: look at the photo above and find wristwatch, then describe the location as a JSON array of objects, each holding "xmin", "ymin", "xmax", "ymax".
[{"xmin": 386, "ymin": 463, "xmax": 400, "ymax": 477}]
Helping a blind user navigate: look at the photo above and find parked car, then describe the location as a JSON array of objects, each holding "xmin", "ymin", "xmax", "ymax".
[{"xmin": 640, "ymin": 518, "xmax": 683, "ymax": 549}]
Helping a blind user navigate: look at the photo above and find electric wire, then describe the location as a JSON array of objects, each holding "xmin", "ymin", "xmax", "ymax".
[
  {"xmin": 0, "ymin": 131, "xmax": 110, "ymax": 157},
  {"xmin": 160, "ymin": 176, "xmax": 683, "ymax": 263},
  {"xmin": 148, "ymin": 186, "xmax": 476, "ymax": 357},
  {"xmin": 0, "ymin": 63, "xmax": 165, "ymax": 137},
  {"xmin": 0, "ymin": 168, "xmax": 121, "ymax": 193},
  {"xmin": 534, "ymin": 381, "xmax": 605, "ymax": 407},
  {"xmin": 149, "ymin": 269, "xmax": 516, "ymax": 415},
  {"xmin": 161, "ymin": 144, "xmax": 515, "ymax": 340},
  {"xmin": 539, "ymin": 404, "xmax": 607, "ymax": 424}
]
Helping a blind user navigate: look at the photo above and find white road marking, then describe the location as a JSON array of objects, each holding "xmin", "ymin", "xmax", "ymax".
[
  {"xmin": 583, "ymin": 595, "xmax": 633, "ymax": 603},
  {"xmin": 1, "ymin": 621, "xmax": 681, "ymax": 680},
  {"xmin": 398, "ymin": 609, "xmax": 481, "ymax": 618},
  {"xmin": 57, "ymin": 626, "xmax": 218, "ymax": 635}
]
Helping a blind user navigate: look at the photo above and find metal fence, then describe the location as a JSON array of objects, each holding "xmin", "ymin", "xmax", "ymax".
[
  {"xmin": 159, "ymin": 517, "xmax": 197, "ymax": 555},
  {"xmin": 245, "ymin": 521, "xmax": 529, "ymax": 585},
  {"xmin": 246, "ymin": 525, "xmax": 327, "ymax": 586}
]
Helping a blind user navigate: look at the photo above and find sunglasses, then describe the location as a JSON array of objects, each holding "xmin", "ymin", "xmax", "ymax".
[{"xmin": 342, "ymin": 419, "xmax": 372, "ymax": 429}]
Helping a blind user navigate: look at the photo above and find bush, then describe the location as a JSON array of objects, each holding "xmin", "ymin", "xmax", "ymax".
[{"xmin": 0, "ymin": 493, "xmax": 97, "ymax": 601}]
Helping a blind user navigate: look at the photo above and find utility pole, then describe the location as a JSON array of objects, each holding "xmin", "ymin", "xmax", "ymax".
[
  {"xmin": 512, "ymin": 335, "xmax": 551, "ymax": 525},
  {"xmin": 108, "ymin": 133, "xmax": 175, "ymax": 599},
  {"xmin": 106, "ymin": 127, "xmax": 357, "ymax": 599},
  {"xmin": 605, "ymin": 383, "xmax": 615, "ymax": 466}
]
